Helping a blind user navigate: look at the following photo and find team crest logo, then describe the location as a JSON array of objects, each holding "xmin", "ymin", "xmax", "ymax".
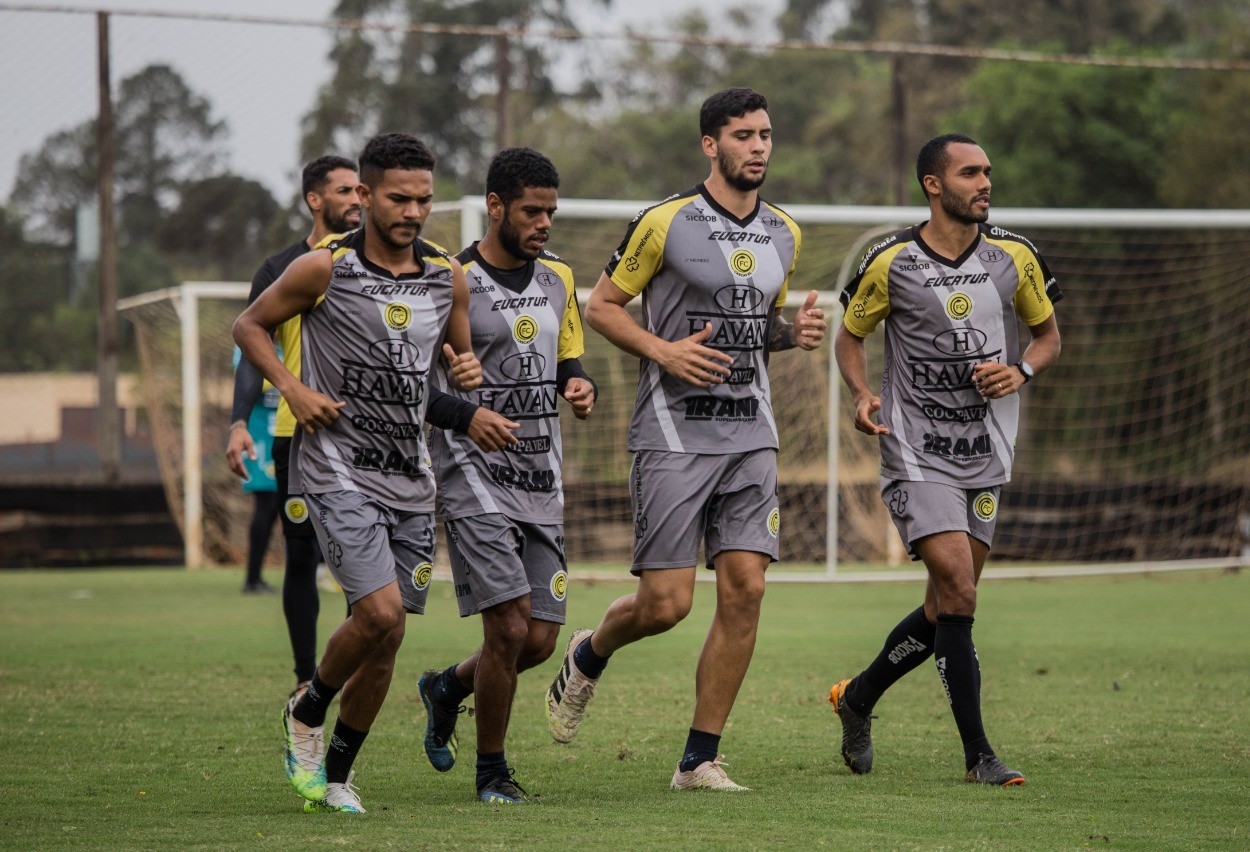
[
  {"xmin": 945, "ymin": 292, "xmax": 973, "ymax": 320},
  {"xmin": 513, "ymin": 315, "xmax": 539, "ymax": 344},
  {"xmin": 767, "ymin": 507, "xmax": 780, "ymax": 538},
  {"xmin": 384, "ymin": 301, "xmax": 412, "ymax": 330},
  {"xmin": 284, "ymin": 497, "xmax": 309, "ymax": 524},
  {"xmin": 729, "ymin": 249, "xmax": 756, "ymax": 278},
  {"xmin": 550, "ymin": 571, "xmax": 568, "ymax": 601},
  {"xmin": 411, "ymin": 562, "xmax": 433, "ymax": 590},
  {"xmin": 973, "ymin": 492, "xmax": 997, "ymax": 522}
]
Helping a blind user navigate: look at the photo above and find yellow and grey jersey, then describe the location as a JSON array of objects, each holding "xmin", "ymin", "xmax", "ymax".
[
  {"xmin": 430, "ymin": 245, "xmax": 584, "ymax": 523},
  {"xmin": 606, "ymin": 183, "xmax": 801, "ymax": 454},
  {"xmin": 290, "ymin": 228, "xmax": 456, "ymax": 511},
  {"xmin": 840, "ymin": 222, "xmax": 1061, "ymax": 487}
]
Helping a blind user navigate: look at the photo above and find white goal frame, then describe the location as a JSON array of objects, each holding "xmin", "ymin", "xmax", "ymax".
[{"xmin": 121, "ymin": 200, "xmax": 1250, "ymax": 578}]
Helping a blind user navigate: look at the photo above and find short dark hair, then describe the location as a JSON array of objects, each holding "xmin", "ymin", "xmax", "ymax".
[
  {"xmin": 916, "ymin": 133, "xmax": 979, "ymax": 194},
  {"xmin": 358, "ymin": 133, "xmax": 436, "ymax": 188},
  {"xmin": 486, "ymin": 147, "xmax": 560, "ymax": 205},
  {"xmin": 301, "ymin": 155, "xmax": 357, "ymax": 202},
  {"xmin": 699, "ymin": 87, "xmax": 769, "ymax": 138}
]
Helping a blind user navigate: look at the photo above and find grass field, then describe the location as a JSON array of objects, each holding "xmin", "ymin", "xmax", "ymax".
[{"xmin": 2, "ymin": 566, "xmax": 1247, "ymax": 850}]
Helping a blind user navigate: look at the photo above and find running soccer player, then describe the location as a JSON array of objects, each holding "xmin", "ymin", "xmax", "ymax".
[
  {"xmin": 543, "ymin": 88, "xmax": 826, "ymax": 791},
  {"xmin": 828, "ymin": 133, "xmax": 1062, "ymax": 786},
  {"xmin": 227, "ymin": 155, "xmax": 360, "ymax": 688},
  {"xmin": 234, "ymin": 133, "xmax": 482, "ymax": 814},
  {"xmin": 418, "ymin": 147, "xmax": 595, "ymax": 805}
]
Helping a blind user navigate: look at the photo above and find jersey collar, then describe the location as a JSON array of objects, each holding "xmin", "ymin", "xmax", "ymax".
[
  {"xmin": 911, "ymin": 222, "xmax": 983, "ymax": 268},
  {"xmin": 698, "ymin": 182, "xmax": 761, "ymax": 229}
]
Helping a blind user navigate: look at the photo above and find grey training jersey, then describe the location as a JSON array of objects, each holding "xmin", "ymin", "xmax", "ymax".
[
  {"xmin": 291, "ymin": 228, "xmax": 456, "ymax": 511},
  {"xmin": 605, "ymin": 184, "xmax": 801, "ymax": 454},
  {"xmin": 841, "ymin": 223, "xmax": 1061, "ymax": 488},
  {"xmin": 430, "ymin": 245, "xmax": 585, "ymax": 523}
]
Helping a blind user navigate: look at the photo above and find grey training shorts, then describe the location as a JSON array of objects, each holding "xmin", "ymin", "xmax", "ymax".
[
  {"xmin": 880, "ymin": 478, "xmax": 1001, "ymax": 560},
  {"xmin": 305, "ymin": 490, "xmax": 436, "ymax": 613},
  {"xmin": 444, "ymin": 514, "xmax": 567, "ymax": 623},
  {"xmin": 630, "ymin": 448, "xmax": 780, "ymax": 573}
]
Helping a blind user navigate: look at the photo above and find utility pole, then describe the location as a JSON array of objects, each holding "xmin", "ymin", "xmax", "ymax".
[
  {"xmin": 96, "ymin": 11, "xmax": 120, "ymax": 482},
  {"xmin": 496, "ymin": 33, "xmax": 512, "ymax": 149},
  {"xmin": 890, "ymin": 55, "xmax": 908, "ymax": 206}
]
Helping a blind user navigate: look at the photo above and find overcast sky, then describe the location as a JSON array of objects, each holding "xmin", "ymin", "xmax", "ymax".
[{"xmin": 1, "ymin": 0, "xmax": 784, "ymax": 206}]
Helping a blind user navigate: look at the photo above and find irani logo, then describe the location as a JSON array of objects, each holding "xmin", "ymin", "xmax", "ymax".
[
  {"xmin": 550, "ymin": 571, "xmax": 568, "ymax": 601},
  {"xmin": 411, "ymin": 562, "xmax": 433, "ymax": 591},
  {"xmin": 513, "ymin": 315, "xmax": 539, "ymax": 344},
  {"xmin": 945, "ymin": 292, "xmax": 973, "ymax": 320},
  {"xmin": 384, "ymin": 301, "xmax": 412, "ymax": 330},
  {"xmin": 284, "ymin": 497, "xmax": 309, "ymax": 524},
  {"xmin": 767, "ymin": 507, "xmax": 780, "ymax": 538},
  {"xmin": 729, "ymin": 249, "xmax": 756, "ymax": 277},
  {"xmin": 973, "ymin": 491, "xmax": 998, "ymax": 522}
]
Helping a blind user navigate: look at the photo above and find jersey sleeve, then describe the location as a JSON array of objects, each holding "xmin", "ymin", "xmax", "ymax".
[
  {"xmin": 1010, "ymin": 244, "xmax": 1059, "ymax": 326},
  {"xmin": 840, "ymin": 244, "xmax": 902, "ymax": 337},
  {"xmin": 776, "ymin": 212, "xmax": 801, "ymax": 310},
  {"xmin": 552, "ymin": 261, "xmax": 585, "ymax": 361},
  {"xmin": 604, "ymin": 205, "xmax": 672, "ymax": 297}
]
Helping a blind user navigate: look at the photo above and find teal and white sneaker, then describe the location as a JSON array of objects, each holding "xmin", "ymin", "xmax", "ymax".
[
  {"xmin": 417, "ymin": 669, "xmax": 462, "ymax": 772},
  {"xmin": 304, "ymin": 772, "xmax": 365, "ymax": 813},
  {"xmin": 282, "ymin": 695, "xmax": 326, "ymax": 802}
]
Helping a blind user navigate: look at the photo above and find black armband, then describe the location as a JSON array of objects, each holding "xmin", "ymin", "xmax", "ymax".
[
  {"xmin": 424, "ymin": 386, "xmax": 478, "ymax": 434},
  {"xmin": 230, "ymin": 357, "xmax": 265, "ymax": 424},
  {"xmin": 557, "ymin": 357, "xmax": 598, "ymax": 400}
]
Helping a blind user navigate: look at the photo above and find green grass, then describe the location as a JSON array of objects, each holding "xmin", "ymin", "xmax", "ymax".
[{"xmin": 2, "ymin": 567, "xmax": 1247, "ymax": 850}]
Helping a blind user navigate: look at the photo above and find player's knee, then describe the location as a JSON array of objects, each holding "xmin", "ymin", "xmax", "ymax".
[
  {"xmin": 642, "ymin": 598, "xmax": 691, "ymax": 634},
  {"xmin": 486, "ymin": 613, "xmax": 529, "ymax": 655},
  {"xmin": 354, "ymin": 603, "xmax": 404, "ymax": 642},
  {"xmin": 938, "ymin": 585, "xmax": 977, "ymax": 616}
]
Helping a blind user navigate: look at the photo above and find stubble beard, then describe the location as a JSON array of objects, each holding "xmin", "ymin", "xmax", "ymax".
[
  {"xmin": 940, "ymin": 186, "xmax": 988, "ymax": 225},
  {"xmin": 718, "ymin": 149, "xmax": 767, "ymax": 193}
]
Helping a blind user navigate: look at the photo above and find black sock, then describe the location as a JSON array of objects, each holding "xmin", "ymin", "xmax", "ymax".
[
  {"xmin": 294, "ymin": 670, "xmax": 340, "ymax": 728},
  {"xmin": 573, "ymin": 634, "xmax": 610, "ymax": 679},
  {"xmin": 475, "ymin": 750, "xmax": 509, "ymax": 791},
  {"xmin": 324, "ymin": 719, "xmax": 368, "ymax": 784},
  {"xmin": 934, "ymin": 613, "xmax": 993, "ymax": 770},
  {"xmin": 283, "ymin": 536, "xmax": 320, "ymax": 684},
  {"xmin": 433, "ymin": 664, "xmax": 472, "ymax": 706},
  {"xmin": 678, "ymin": 728, "xmax": 721, "ymax": 772},
  {"xmin": 847, "ymin": 606, "xmax": 937, "ymax": 714}
]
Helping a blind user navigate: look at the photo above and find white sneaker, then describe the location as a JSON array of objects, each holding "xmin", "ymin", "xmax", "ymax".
[
  {"xmin": 282, "ymin": 695, "xmax": 326, "ymax": 801},
  {"xmin": 545, "ymin": 627, "xmax": 598, "ymax": 743},
  {"xmin": 315, "ymin": 563, "xmax": 341, "ymax": 595},
  {"xmin": 670, "ymin": 756, "xmax": 750, "ymax": 791},
  {"xmin": 304, "ymin": 771, "xmax": 365, "ymax": 813}
]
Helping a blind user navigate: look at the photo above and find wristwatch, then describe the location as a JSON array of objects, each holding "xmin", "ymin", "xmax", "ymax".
[{"xmin": 1015, "ymin": 361, "xmax": 1035, "ymax": 384}]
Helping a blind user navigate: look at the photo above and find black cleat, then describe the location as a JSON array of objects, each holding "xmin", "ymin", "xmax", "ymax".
[
  {"xmin": 478, "ymin": 770, "xmax": 528, "ymax": 804},
  {"xmin": 417, "ymin": 669, "xmax": 464, "ymax": 772},
  {"xmin": 966, "ymin": 754, "xmax": 1025, "ymax": 786},
  {"xmin": 829, "ymin": 678, "xmax": 876, "ymax": 774}
]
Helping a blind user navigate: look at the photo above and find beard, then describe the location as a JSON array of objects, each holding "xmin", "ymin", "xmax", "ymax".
[
  {"xmin": 373, "ymin": 216, "xmax": 420, "ymax": 249},
  {"xmin": 717, "ymin": 149, "xmax": 767, "ymax": 192},
  {"xmin": 499, "ymin": 215, "xmax": 539, "ymax": 261},
  {"xmin": 939, "ymin": 185, "xmax": 989, "ymax": 224},
  {"xmin": 326, "ymin": 208, "xmax": 360, "ymax": 233}
]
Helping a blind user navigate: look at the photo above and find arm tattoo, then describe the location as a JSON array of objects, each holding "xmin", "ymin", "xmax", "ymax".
[{"xmin": 769, "ymin": 314, "xmax": 797, "ymax": 352}]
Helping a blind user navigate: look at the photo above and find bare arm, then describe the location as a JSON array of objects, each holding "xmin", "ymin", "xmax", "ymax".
[
  {"xmin": 834, "ymin": 323, "xmax": 889, "ymax": 436},
  {"xmin": 232, "ymin": 251, "xmax": 343, "ymax": 433},
  {"xmin": 441, "ymin": 258, "xmax": 482, "ymax": 391},
  {"xmin": 972, "ymin": 313, "xmax": 1061, "ymax": 399},
  {"xmin": 770, "ymin": 289, "xmax": 827, "ymax": 352},
  {"xmin": 584, "ymin": 271, "xmax": 732, "ymax": 389}
]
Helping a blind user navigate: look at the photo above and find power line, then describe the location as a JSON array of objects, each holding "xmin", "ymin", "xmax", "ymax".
[{"xmin": 6, "ymin": 3, "xmax": 1250, "ymax": 72}]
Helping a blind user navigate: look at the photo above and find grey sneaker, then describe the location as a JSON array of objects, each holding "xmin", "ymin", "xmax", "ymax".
[
  {"xmin": 829, "ymin": 678, "xmax": 876, "ymax": 775},
  {"xmin": 966, "ymin": 754, "xmax": 1025, "ymax": 786},
  {"xmin": 478, "ymin": 770, "xmax": 527, "ymax": 804}
]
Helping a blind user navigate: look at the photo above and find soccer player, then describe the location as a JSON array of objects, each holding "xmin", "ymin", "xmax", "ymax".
[
  {"xmin": 227, "ymin": 155, "xmax": 360, "ymax": 687},
  {"xmin": 234, "ymin": 132, "xmax": 483, "ymax": 814},
  {"xmin": 827, "ymin": 133, "xmax": 1062, "ymax": 786},
  {"xmin": 418, "ymin": 147, "xmax": 595, "ymax": 805},
  {"xmin": 543, "ymin": 88, "xmax": 826, "ymax": 791}
]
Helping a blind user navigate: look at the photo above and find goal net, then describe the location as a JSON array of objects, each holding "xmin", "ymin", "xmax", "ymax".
[{"xmin": 121, "ymin": 201, "xmax": 1250, "ymax": 578}]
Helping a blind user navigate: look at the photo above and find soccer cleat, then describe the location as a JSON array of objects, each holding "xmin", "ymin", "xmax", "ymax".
[
  {"xmin": 417, "ymin": 669, "xmax": 463, "ymax": 772},
  {"xmin": 282, "ymin": 695, "xmax": 327, "ymax": 801},
  {"xmin": 545, "ymin": 627, "xmax": 598, "ymax": 744},
  {"xmin": 828, "ymin": 678, "xmax": 876, "ymax": 775},
  {"xmin": 966, "ymin": 754, "xmax": 1025, "ymax": 786},
  {"xmin": 669, "ymin": 756, "xmax": 750, "ymax": 791},
  {"xmin": 477, "ymin": 770, "xmax": 528, "ymax": 805},
  {"xmin": 303, "ymin": 772, "xmax": 365, "ymax": 813}
]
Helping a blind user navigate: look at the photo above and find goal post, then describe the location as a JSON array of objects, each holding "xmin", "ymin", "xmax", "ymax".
[{"xmin": 120, "ymin": 200, "xmax": 1250, "ymax": 578}]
